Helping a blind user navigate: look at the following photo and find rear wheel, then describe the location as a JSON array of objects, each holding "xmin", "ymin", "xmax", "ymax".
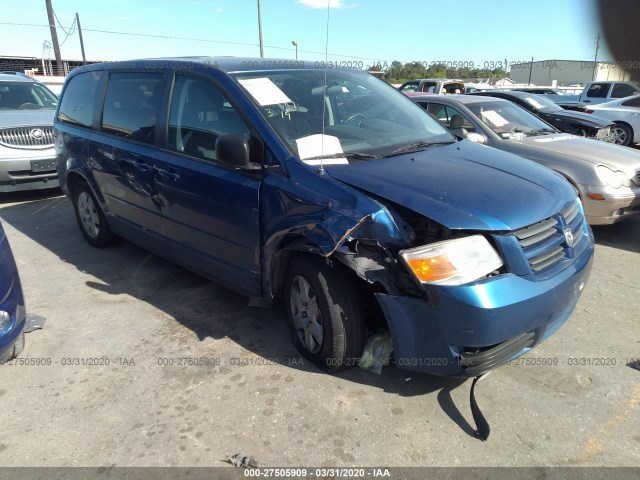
[
  {"xmin": 611, "ymin": 123, "xmax": 633, "ymax": 146},
  {"xmin": 285, "ymin": 256, "xmax": 366, "ymax": 372},
  {"xmin": 72, "ymin": 183, "xmax": 119, "ymax": 248}
]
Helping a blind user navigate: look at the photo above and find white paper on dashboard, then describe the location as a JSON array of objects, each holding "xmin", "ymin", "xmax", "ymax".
[
  {"xmin": 525, "ymin": 97, "xmax": 544, "ymax": 109},
  {"xmin": 481, "ymin": 110, "xmax": 508, "ymax": 127},
  {"xmin": 295, "ymin": 134, "xmax": 348, "ymax": 165},
  {"xmin": 237, "ymin": 77, "xmax": 292, "ymax": 106}
]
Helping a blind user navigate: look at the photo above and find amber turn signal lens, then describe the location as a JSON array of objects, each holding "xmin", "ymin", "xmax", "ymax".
[
  {"xmin": 586, "ymin": 193, "xmax": 605, "ymax": 201},
  {"xmin": 407, "ymin": 256, "xmax": 456, "ymax": 283}
]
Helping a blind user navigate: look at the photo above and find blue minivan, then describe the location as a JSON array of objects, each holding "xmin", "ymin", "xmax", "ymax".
[{"xmin": 54, "ymin": 58, "xmax": 594, "ymax": 377}]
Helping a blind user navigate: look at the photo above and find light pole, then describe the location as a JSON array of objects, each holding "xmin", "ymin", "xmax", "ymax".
[
  {"xmin": 257, "ymin": 0, "xmax": 264, "ymax": 58},
  {"xmin": 292, "ymin": 40, "xmax": 298, "ymax": 60}
]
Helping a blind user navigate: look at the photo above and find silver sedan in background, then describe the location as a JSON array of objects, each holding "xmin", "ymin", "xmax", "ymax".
[
  {"xmin": 582, "ymin": 95, "xmax": 640, "ymax": 146},
  {"xmin": 407, "ymin": 93, "xmax": 640, "ymax": 225}
]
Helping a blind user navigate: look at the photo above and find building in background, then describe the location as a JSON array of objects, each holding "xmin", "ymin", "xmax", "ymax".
[{"xmin": 510, "ymin": 59, "xmax": 633, "ymax": 86}]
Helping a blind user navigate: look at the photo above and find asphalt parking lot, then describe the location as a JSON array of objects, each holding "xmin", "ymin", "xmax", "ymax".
[{"xmin": 0, "ymin": 188, "xmax": 638, "ymax": 469}]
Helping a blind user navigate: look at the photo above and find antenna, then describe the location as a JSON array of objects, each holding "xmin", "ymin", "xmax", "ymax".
[{"xmin": 319, "ymin": 0, "xmax": 331, "ymax": 176}]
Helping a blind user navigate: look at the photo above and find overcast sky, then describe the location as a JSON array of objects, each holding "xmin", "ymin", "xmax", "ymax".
[{"xmin": 0, "ymin": 0, "xmax": 613, "ymax": 68}]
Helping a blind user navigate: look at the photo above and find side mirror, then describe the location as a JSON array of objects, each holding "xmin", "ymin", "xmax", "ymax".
[
  {"xmin": 465, "ymin": 133, "xmax": 487, "ymax": 145},
  {"xmin": 216, "ymin": 134, "xmax": 250, "ymax": 167}
]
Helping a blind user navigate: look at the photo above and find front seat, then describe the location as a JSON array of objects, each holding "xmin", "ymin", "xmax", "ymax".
[{"xmin": 449, "ymin": 114, "xmax": 468, "ymax": 138}]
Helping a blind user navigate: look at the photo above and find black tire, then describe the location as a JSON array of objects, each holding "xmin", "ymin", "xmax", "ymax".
[
  {"xmin": 72, "ymin": 182, "xmax": 119, "ymax": 248},
  {"xmin": 285, "ymin": 255, "xmax": 366, "ymax": 373},
  {"xmin": 611, "ymin": 123, "xmax": 633, "ymax": 146}
]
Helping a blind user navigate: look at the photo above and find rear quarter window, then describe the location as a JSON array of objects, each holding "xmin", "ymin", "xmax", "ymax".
[
  {"xmin": 58, "ymin": 70, "xmax": 103, "ymax": 127},
  {"xmin": 611, "ymin": 83, "xmax": 639, "ymax": 99}
]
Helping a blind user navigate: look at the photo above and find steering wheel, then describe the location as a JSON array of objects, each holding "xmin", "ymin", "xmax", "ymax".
[{"xmin": 342, "ymin": 113, "xmax": 367, "ymax": 127}]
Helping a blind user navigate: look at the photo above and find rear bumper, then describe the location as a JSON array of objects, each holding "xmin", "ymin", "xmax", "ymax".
[{"xmin": 377, "ymin": 233, "xmax": 594, "ymax": 377}]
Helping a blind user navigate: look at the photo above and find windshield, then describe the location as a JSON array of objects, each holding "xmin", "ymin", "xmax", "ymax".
[
  {"xmin": 0, "ymin": 81, "xmax": 58, "ymax": 110},
  {"xmin": 467, "ymin": 100, "xmax": 556, "ymax": 138},
  {"xmin": 519, "ymin": 94, "xmax": 563, "ymax": 113},
  {"xmin": 232, "ymin": 69, "xmax": 454, "ymax": 160}
]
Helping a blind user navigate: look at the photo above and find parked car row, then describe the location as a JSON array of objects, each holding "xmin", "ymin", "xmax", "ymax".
[
  {"xmin": 396, "ymin": 77, "xmax": 640, "ymax": 145},
  {"xmin": 406, "ymin": 92, "xmax": 640, "ymax": 225},
  {"xmin": 50, "ymin": 57, "xmax": 597, "ymax": 382}
]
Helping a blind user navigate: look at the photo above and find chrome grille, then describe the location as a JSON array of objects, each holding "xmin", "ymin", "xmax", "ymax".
[
  {"xmin": 514, "ymin": 201, "xmax": 586, "ymax": 273},
  {"xmin": 561, "ymin": 200, "xmax": 579, "ymax": 225},
  {"xmin": 0, "ymin": 126, "xmax": 54, "ymax": 148}
]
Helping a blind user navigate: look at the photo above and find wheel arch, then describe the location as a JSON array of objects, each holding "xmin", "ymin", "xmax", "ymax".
[{"xmin": 611, "ymin": 120, "xmax": 635, "ymax": 144}]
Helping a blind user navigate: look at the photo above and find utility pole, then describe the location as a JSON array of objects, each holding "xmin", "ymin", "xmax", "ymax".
[
  {"xmin": 292, "ymin": 40, "xmax": 298, "ymax": 60},
  {"xmin": 257, "ymin": 0, "xmax": 264, "ymax": 58},
  {"xmin": 76, "ymin": 12, "xmax": 86, "ymax": 64},
  {"xmin": 592, "ymin": 33, "xmax": 601, "ymax": 81},
  {"xmin": 527, "ymin": 56, "xmax": 534, "ymax": 85},
  {"xmin": 45, "ymin": 0, "xmax": 63, "ymax": 75}
]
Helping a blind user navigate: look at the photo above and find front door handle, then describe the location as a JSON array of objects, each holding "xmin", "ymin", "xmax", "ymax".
[{"xmin": 155, "ymin": 167, "xmax": 180, "ymax": 181}]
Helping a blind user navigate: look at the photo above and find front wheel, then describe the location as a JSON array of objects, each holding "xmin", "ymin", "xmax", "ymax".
[
  {"xmin": 611, "ymin": 123, "xmax": 633, "ymax": 146},
  {"xmin": 72, "ymin": 183, "xmax": 119, "ymax": 248},
  {"xmin": 285, "ymin": 256, "xmax": 366, "ymax": 372}
]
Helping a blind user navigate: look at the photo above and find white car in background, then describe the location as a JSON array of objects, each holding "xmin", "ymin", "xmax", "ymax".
[{"xmin": 584, "ymin": 95, "xmax": 640, "ymax": 146}]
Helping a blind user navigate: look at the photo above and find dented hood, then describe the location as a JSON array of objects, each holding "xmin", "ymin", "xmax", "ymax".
[{"xmin": 326, "ymin": 140, "xmax": 576, "ymax": 231}]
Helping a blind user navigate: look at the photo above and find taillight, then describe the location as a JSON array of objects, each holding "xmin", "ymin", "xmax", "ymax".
[{"xmin": 585, "ymin": 109, "xmax": 594, "ymax": 114}]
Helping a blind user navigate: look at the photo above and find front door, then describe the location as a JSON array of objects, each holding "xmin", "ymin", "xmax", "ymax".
[{"xmin": 154, "ymin": 74, "xmax": 262, "ymax": 295}]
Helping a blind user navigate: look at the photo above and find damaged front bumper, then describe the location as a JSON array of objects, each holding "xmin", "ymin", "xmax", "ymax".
[{"xmin": 376, "ymin": 240, "xmax": 593, "ymax": 377}]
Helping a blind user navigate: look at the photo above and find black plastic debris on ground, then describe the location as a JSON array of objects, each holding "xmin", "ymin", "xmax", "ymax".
[
  {"xmin": 627, "ymin": 358, "xmax": 640, "ymax": 371},
  {"xmin": 225, "ymin": 454, "xmax": 259, "ymax": 468}
]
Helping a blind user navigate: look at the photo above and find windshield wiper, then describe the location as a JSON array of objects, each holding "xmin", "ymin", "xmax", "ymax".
[
  {"xmin": 301, "ymin": 151, "xmax": 378, "ymax": 161},
  {"xmin": 382, "ymin": 141, "xmax": 450, "ymax": 158}
]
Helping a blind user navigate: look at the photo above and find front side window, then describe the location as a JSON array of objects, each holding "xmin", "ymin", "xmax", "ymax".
[
  {"xmin": 101, "ymin": 72, "xmax": 163, "ymax": 144},
  {"xmin": 58, "ymin": 71, "xmax": 101, "ymax": 127},
  {"xmin": 168, "ymin": 76, "xmax": 250, "ymax": 162},
  {"xmin": 0, "ymin": 81, "xmax": 58, "ymax": 111},
  {"xmin": 423, "ymin": 103, "xmax": 476, "ymax": 136},
  {"xmin": 232, "ymin": 69, "xmax": 453, "ymax": 161}
]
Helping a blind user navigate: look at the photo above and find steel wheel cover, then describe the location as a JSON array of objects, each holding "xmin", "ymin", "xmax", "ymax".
[
  {"xmin": 78, "ymin": 192, "xmax": 100, "ymax": 238},
  {"xmin": 290, "ymin": 275, "xmax": 323, "ymax": 354}
]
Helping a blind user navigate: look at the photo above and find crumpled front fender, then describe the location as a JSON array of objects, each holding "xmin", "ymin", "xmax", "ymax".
[{"xmin": 261, "ymin": 163, "xmax": 411, "ymax": 296}]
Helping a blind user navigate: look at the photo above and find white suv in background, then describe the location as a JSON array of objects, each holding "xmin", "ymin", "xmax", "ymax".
[{"xmin": 0, "ymin": 72, "xmax": 59, "ymax": 192}]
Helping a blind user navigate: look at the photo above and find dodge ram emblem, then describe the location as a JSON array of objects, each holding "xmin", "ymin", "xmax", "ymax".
[{"xmin": 564, "ymin": 227, "xmax": 574, "ymax": 248}]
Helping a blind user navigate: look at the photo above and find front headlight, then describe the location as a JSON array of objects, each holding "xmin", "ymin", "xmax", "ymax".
[
  {"xmin": 596, "ymin": 165, "xmax": 630, "ymax": 189},
  {"xmin": 0, "ymin": 310, "xmax": 13, "ymax": 335},
  {"xmin": 400, "ymin": 235, "xmax": 503, "ymax": 286}
]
